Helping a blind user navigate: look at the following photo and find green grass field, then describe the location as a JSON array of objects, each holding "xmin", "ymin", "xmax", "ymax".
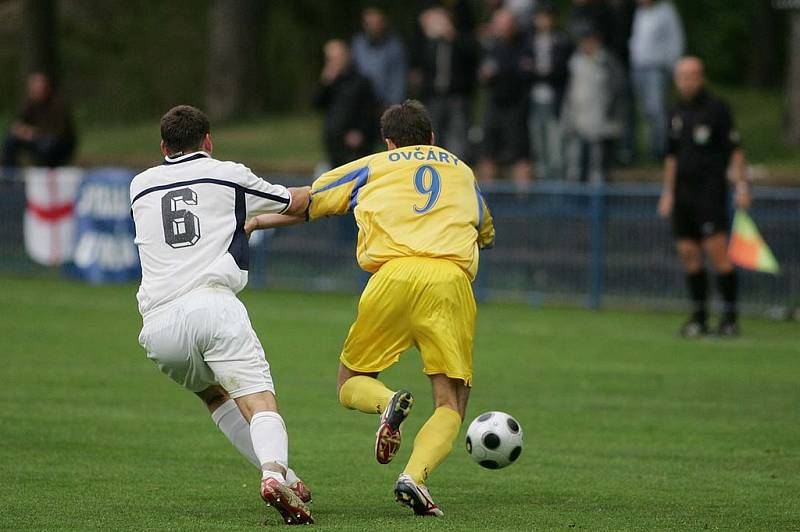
[
  {"xmin": 1, "ymin": 276, "xmax": 798, "ymax": 530},
  {"xmin": 77, "ymin": 114, "xmax": 324, "ymax": 172}
]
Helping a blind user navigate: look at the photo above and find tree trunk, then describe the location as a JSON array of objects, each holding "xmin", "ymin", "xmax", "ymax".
[
  {"xmin": 747, "ymin": 0, "xmax": 781, "ymax": 87},
  {"xmin": 205, "ymin": 0, "xmax": 267, "ymax": 121},
  {"xmin": 22, "ymin": 0, "xmax": 58, "ymax": 79},
  {"xmin": 788, "ymin": 11, "xmax": 800, "ymax": 145}
]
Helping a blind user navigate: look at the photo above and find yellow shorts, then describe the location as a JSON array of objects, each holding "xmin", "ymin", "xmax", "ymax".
[{"xmin": 340, "ymin": 257, "xmax": 476, "ymax": 386}]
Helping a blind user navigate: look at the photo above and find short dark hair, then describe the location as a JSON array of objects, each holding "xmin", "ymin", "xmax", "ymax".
[
  {"xmin": 380, "ymin": 100, "xmax": 433, "ymax": 147},
  {"xmin": 160, "ymin": 105, "xmax": 210, "ymax": 155}
]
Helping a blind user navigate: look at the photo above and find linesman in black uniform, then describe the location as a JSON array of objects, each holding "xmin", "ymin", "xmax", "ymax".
[{"xmin": 657, "ymin": 57, "xmax": 751, "ymax": 337}]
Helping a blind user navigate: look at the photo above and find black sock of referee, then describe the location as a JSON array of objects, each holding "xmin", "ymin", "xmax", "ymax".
[
  {"xmin": 686, "ymin": 270, "xmax": 708, "ymax": 324},
  {"xmin": 717, "ymin": 270, "xmax": 738, "ymax": 323}
]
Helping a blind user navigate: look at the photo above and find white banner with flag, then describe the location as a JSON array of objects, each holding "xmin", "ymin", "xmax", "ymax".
[{"xmin": 23, "ymin": 167, "xmax": 83, "ymax": 266}]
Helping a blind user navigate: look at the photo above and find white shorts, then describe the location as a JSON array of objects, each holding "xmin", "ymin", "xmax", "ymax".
[{"xmin": 138, "ymin": 287, "xmax": 274, "ymax": 399}]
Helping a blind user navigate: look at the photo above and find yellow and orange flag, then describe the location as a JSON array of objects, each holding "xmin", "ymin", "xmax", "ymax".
[{"xmin": 728, "ymin": 209, "xmax": 779, "ymax": 274}]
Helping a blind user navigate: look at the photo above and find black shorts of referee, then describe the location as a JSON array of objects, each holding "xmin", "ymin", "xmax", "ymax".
[{"xmin": 672, "ymin": 195, "xmax": 729, "ymax": 241}]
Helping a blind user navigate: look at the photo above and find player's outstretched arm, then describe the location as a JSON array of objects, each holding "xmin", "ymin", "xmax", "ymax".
[
  {"xmin": 308, "ymin": 156, "xmax": 374, "ymax": 220},
  {"xmin": 284, "ymin": 186, "xmax": 311, "ymax": 216},
  {"xmin": 245, "ymin": 213, "xmax": 305, "ymax": 237},
  {"xmin": 244, "ymin": 186, "xmax": 310, "ymax": 235}
]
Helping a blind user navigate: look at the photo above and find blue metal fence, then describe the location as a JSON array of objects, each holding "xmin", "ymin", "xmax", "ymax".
[
  {"xmin": 2, "ymin": 173, "xmax": 799, "ymax": 314},
  {"xmin": 253, "ymin": 178, "xmax": 800, "ymax": 314}
]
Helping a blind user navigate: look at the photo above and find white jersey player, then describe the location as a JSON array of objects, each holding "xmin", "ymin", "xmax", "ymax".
[{"xmin": 130, "ymin": 105, "xmax": 313, "ymax": 525}]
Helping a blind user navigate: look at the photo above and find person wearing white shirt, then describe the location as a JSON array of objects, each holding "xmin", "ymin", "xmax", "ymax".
[
  {"xmin": 629, "ymin": 0, "xmax": 685, "ymax": 159},
  {"xmin": 130, "ymin": 105, "xmax": 314, "ymax": 524}
]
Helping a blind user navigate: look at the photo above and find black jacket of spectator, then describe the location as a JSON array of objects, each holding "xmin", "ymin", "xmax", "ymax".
[
  {"xmin": 480, "ymin": 34, "xmax": 532, "ymax": 163},
  {"xmin": 412, "ymin": 34, "xmax": 479, "ymax": 100},
  {"xmin": 2, "ymin": 95, "xmax": 76, "ymax": 168},
  {"xmin": 521, "ymin": 29, "xmax": 574, "ymax": 116},
  {"xmin": 483, "ymin": 35, "xmax": 531, "ymax": 106},
  {"xmin": 314, "ymin": 68, "xmax": 378, "ymax": 167},
  {"xmin": 608, "ymin": 0, "xmax": 636, "ymax": 68},
  {"xmin": 19, "ymin": 97, "xmax": 75, "ymax": 142}
]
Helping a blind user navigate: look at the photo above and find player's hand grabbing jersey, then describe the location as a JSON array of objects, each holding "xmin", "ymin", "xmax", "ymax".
[
  {"xmin": 130, "ymin": 152, "xmax": 291, "ymax": 316},
  {"xmin": 309, "ymin": 145, "xmax": 494, "ymax": 280}
]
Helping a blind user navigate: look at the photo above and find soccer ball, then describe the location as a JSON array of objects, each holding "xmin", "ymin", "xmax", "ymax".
[{"xmin": 465, "ymin": 411, "xmax": 523, "ymax": 469}]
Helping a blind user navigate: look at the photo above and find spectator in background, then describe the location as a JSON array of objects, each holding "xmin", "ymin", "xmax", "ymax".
[
  {"xmin": 352, "ymin": 7, "xmax": 407, "ymax": 108},
  {"xmin": 415, "ymin": 0, "xmax": 477, "ymax": 33},
  {"xmin": 2, "ymin": 72, "xmax": 76, "ymax": 171},
  {"xmin": 504, "ymin": 0, "xmax": 537, "ymax": 33},
  {"xmin": 608, "ymin": 0, "xmax": 637, "ymax": 164},
  {"xmin": 607, "ymin": 0, "xmax": 637, "ymax": 68},
  {"xmin": 411, "ymin": 7, "xmax": 478, "ymax": 159},
  {"xmin": 561, "ymin": 23, "xmax": 625, "ymax": 183},
  {"xmin": 520, "ymin": 1, "xmax": 573, "ymax": 180},
  {"xmin": 570, "ymin": 0, "xmax": 614, "ymax": 48},
  {"xmin": 477, "ymin": 8, "xmax": 532, "ymax": 185},
  {"xmin": 629, "ymin": 0, "xmax": 684, "ymax": 159},
  {"xmin": 315, "ymin": 40, "xmax": 378, "ymax": 167},
  {"xmin": 481, "ymin": 0, "xmax": 536, "ymax": 35}
]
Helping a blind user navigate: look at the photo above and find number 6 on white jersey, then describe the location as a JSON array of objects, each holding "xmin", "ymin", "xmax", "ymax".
[{"xmin": 161, "ymin": 187, "xmax": 201, "ymax": 248}]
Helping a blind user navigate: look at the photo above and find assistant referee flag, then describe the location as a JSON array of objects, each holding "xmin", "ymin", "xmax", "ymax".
[{"xmin": 728, "ymin": 209, "xmax": 780, "ymax": 274}]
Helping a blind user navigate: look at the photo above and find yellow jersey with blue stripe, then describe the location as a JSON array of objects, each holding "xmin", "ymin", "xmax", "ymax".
[{"xmin": 309, "ymin": 145, "xmax": 494, "ymax": 280}]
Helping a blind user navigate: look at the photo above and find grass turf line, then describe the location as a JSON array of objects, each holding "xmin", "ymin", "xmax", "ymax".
[{"xmin": 0, "ymin": 276, "xmax": 798, "ymax": 530}]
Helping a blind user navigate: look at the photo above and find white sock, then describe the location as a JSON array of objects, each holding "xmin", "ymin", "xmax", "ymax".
[
  {"xmin": 285, "ymin": 467, "xmax": 300, "ymax": 485},
  {"xmin": 249, "ymin": 411, "xmax": 289, "ymax": 479},
  {"xmin": 211, "ymin": 399, "xmax": 260, "ymax": 467},
  {"xmin": 211, "ymin": 402, "xmax": 301, "ymax": 483}
]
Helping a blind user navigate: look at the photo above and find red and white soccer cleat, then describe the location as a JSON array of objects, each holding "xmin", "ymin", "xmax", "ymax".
[
  {"xmin": 394, "ymin": 474, "xmax": 444, "ymax": 517},
  {"xmin": 375, "ymin": 389, "xmax": 414, "ymax": 464},
  {"xmin": 287, "ymin": 479, "xmax": 312, "ymax": 504},
  {"xmin": 260, "ymin": 476, "xmax": 314, "ymax": 525}
]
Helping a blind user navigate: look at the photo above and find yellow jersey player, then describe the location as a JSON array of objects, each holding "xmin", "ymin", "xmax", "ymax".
[{"xmin": 246, "ymin": 100, "xmax": 495, "ymax": 517}]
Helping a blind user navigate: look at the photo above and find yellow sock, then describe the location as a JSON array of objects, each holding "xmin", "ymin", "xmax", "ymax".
[
  {"xmin": 338, "ymin": 376, "xmax": 395, "ymax": 414},
  {"xmin": 403, "ymin": 407, "xmax": 462, "ymax": 484}
]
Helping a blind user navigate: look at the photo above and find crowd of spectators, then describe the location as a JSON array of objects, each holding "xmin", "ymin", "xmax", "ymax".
[
  {"xmin": 316, "ymin": 0, "xmax": 685, "ymax": 184},
  {"xmin": 2, "ymin": 0, "xmax": 685, "ymax": 185}
]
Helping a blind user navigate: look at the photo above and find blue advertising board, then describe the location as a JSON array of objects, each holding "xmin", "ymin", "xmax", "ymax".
[{"xmin": 70, "ymin": 168, "xmax": 141, "ymax": 283}]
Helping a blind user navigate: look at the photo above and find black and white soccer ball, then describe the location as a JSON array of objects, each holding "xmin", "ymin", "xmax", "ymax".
[{"xmin": 465, "ymin": 411, "xmax": 524, "ymax": 469}]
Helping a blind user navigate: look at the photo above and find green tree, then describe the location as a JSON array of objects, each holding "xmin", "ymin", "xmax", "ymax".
[
  {"xmin": 22, "ymin": 0, "xmax": 58, "ymax": 78},
  {"xmin": 205, "ymin": 0, "xmax": 267, "ymax": 120},
  {"xmin": 788, "ymin": 8, "xmax": 800, "ymax": 144}
]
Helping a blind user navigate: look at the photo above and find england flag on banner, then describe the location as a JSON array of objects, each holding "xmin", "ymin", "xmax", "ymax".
[{"xmin": 24, "ymin": 167, "xmax": 83, "ymax": 266}]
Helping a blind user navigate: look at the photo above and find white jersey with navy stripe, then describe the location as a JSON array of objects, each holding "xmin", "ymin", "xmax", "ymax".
[{"xmin": 130, "ymin": 151, "xmax": 291, "ymax": 317}]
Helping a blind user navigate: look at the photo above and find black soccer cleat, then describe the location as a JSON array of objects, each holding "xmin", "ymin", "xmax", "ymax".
[
  {"xmin": 375, "ymin": 389, "xmax": 414, "ymax": 464},
  {"xmin": 394, "ymin": 474, "xmax": 443, "ymax": 517}
]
